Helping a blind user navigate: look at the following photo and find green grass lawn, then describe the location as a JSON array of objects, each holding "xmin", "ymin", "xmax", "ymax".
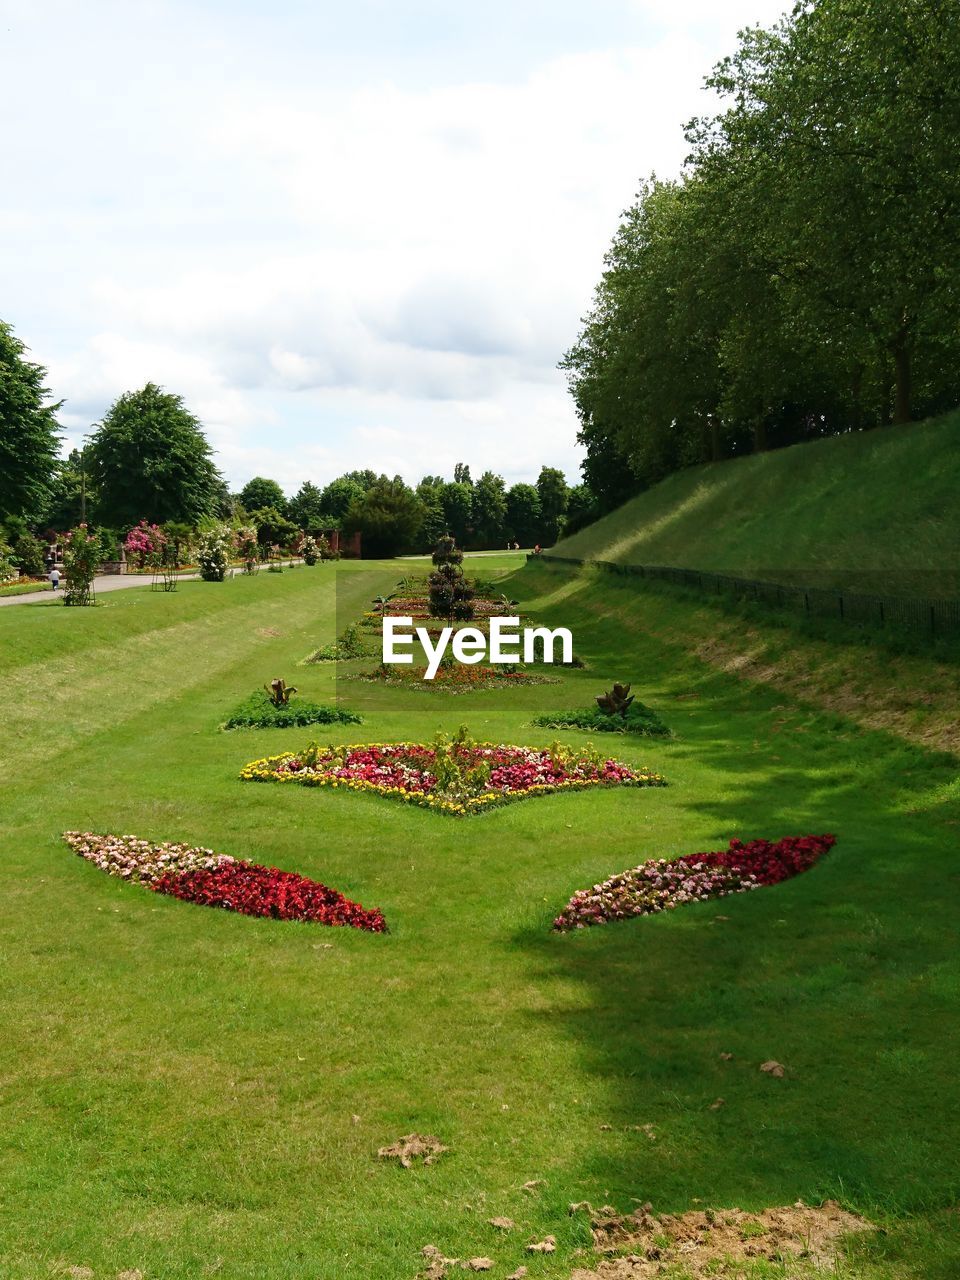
[
  {"xmin": 0, "ymin": 557, "xmax": 958, "ymax": 1278},
  {"xmin": 553, "ymin": 411, "xmax": 960, "ymax": 597},
  {"xmin": 0, "ymin": 579, "xmax": 52, "ymax": 597}
]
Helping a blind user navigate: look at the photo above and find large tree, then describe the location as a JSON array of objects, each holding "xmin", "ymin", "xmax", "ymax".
[
  {"xmin": 535, "ymin": 466, "xmax": 569, "ymax": 545},
  {"xmin": 43, "ymin": 448, "xmax": 87, "ymax": 532},
  {"xmin": 505, "ymin": 483, "xmax": 541, "ymax": 547},
  {"xmin": 0, "ymin": 321, "xmax": 62, "ymax": 522},
  {"xmin": 440, "ymin": 481, "xmax": 473, "ymax": 544},
  {"xmin": 87, "ymin": 383, "xmax": 222, "ymax": 527},
  {"xmin": 321, "ymin": 476, "xmax": 367, "ymax": 521},
  {"xmin": 287, "ymin": 481, "xmax": 326, "ymax": 531},
  {"xmin": 471, "ymin": 470, "xmax": 507, "ymax": 546},
  {"xmin": 239, "ymin": 475, "xmax": 287, "ymax": 515},
  {"xmin": 342, "ymin": 477, "xmax": 425, "ymax": 558},
  {"xmin": 699, "ymin": 0, "xmax": 960, "ymax": 426},
  {"xmin": 563, "ymin": 0, "xmax": 960, "ymax": 503}
]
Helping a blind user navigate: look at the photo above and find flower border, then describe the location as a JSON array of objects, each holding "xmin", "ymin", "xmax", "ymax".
[{"xmin": 239, "ymin": 740, "xmax": 667, "ymax": 817}]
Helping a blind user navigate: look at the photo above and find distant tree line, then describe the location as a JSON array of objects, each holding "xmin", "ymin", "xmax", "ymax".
[
  {"xmin": 0, "ymin": 323, "xmax": 592, "ymax": 571},
  {"xmin": 235, "ymin": 460, "xmax": 593, "ymax": 558},
  {"xmin": 563, "ymin": 0, "xmax": 960, "ymax": 510}
]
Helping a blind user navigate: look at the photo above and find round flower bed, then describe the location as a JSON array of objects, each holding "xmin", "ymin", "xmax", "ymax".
[
  {"xmin": 62, "ymin": 831, "xmax": 386, "ymax": 931},
  {"xmin": 240, "ymin": 732, "xmax": 667, "ymax": 816},
  {"xmin": 553, "ymin": 834, "xmax": 836, "ymax": 930}
]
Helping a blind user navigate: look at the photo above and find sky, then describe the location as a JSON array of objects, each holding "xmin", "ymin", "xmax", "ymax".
[{"xmin": 1, "ymin": 0, "xmax": 789, "ymax": 495}]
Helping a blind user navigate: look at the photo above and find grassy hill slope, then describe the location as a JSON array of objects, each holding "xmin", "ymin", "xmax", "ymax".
[{"xmin": 554, "ymin": 412, "xmax": 960, "ymax": 595}]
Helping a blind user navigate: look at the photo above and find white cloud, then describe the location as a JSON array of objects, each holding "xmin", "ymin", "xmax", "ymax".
[{"xmin": 2, "ymin": 0, "xmax": 791, "ymax": 491}]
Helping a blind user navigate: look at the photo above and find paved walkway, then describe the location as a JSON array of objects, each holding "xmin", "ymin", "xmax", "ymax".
[
  {"xmin": 0, "ymin": 561, "xmax": 314, "ymax": 607},
  {"xmin": 0, "ymin": 572, "xmax": 202, "ymax": 607}
]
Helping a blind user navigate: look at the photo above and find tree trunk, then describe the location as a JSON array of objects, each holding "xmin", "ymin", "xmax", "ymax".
[
  {"xmin": 849, "ymin": 365, "xmax": 863, "ymax": 432},
  {"xmin": 708, "ymin": 415, "xmax": 722, "ymax": 462},
  {"xmin": 892, "ymin": 332, "xmax": 912, "ymax": 425}
]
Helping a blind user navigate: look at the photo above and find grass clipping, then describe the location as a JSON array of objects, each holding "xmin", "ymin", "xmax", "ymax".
[{"xmin": 568, "ymin": 1199, "xmax": 872, "ymax": 1278}]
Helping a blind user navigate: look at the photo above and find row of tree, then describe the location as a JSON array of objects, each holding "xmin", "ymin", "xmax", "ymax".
[
  {"xmin": 1, "ymin": 323, "xmax": 594, "ymax": 563},
  {"xmin": 239, "ymin": 462, "xmax": 594, "ymax": 557},
  {"xmin": 563, "ymin": 0, "xmax": 960, "ymax": 508}
]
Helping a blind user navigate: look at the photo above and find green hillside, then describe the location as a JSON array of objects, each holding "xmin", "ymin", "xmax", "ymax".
[{"xmin": 555, "ymin": 413, "xmax": 960, "ymax": 596}]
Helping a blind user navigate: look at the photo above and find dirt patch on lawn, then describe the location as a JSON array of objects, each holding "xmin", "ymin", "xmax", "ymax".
[{"xmin": 567, "ymin": 1199, "xmax": 872, "ymax": 1278}]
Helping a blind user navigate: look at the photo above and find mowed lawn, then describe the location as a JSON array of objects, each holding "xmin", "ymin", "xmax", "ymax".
[{"xmin": 0, "ymin": 558, "xmax": 958, "ymax": 1279}]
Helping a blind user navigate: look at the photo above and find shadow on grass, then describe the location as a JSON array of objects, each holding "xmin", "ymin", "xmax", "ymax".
[{"xmin": 510, "ymin": 562, "xmax": 960, "ymax": 1234}]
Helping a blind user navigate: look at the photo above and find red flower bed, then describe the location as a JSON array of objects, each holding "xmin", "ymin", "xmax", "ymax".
[
  {"xmin": 684, "ymin": 834, "xmax": 835, "ymax": 885},
  {"xmin": 554, "ymin": 834, "xmax": 836, "ymax": 931},
  {"xmin": 153, "ymin": 861, "xmax": 387, "ymax": 931},
  {"xmin": 62, "ymin": 831, "xmax": 386, "ymax": 932}
]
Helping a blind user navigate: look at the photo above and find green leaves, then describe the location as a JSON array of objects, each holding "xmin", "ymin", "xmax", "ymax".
[
  {"xmin": 86, "ymin": 382, "xmax": 222, "ymax": 527},
  {"xmin": 0, "ymin": 320, "xmax": 62, "ymax": 523},
  {"xmin": 563, "ymin": 0, "xmax": 960, "ymax": 507}
]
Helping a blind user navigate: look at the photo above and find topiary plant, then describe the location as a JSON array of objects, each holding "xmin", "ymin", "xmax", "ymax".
[
  {"xmin": 265, "ymin": 677, "xmax": 297, "ymax": 706},
  {"xmin": 596, "ymin": 682, "xmax": 635, "ymax": 718}
]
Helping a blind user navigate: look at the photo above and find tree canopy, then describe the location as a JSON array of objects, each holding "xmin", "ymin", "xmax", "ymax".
[
  {"xmin": 87, "ymin": 383, "xmax": 223, "ymax": 527},
  {"xmin": 342, "ymin": 477, "xmax": 425, "ymax": 558},
  {"xmin": 563, "ymin": 0, "xmax": 960, "ymax": 506},
  {"xmin": 239, "ymin": 476, "xmax": 287, "ymax": 515},
  {"xmin": 0, "ymin": 320, "xmax": 62, "ymax": 523},
  {"xmin": 287, "ymin": 481, "xmax": 325, "ymax": 532}
]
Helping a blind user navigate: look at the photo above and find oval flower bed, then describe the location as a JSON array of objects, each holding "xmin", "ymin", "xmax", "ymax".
[
  {"xmin": 240, "ymin": 734, "xmax": 666, "ymax": 816},
  {"xmin": 62, "ymin": 831, "xmax": 387, "ymax": 931},
  {"xmin": 554, "ymin": 834, "xmax": 836, "ymax": 930},
  {"xmin": 351, "ymin": 662, "xmax": 558, "ymax": 691}
]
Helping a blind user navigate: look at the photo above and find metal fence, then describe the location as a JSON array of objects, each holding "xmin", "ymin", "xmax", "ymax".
[{"xmin": 533, "ymin": 554, "xmax": 960, "ymax": 639}]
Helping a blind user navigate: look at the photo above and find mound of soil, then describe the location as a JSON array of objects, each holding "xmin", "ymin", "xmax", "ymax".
[{"xmin": 567, "ymin": 1199, "xmax": 871, "ymax": 1278}]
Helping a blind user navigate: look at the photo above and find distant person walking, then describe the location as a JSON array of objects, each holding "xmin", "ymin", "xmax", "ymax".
[{"xmin": 49, "ymin": 567, "xmax": 60, "ymax": 591}]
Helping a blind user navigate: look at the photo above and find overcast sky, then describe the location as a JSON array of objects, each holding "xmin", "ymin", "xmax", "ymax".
[{"xmin": 1, "ymin": 0, "xmax": 788, "ymax": 494}]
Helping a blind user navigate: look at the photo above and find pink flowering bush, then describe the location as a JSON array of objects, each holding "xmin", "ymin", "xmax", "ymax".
[
  {"xmin": 241, "ymin": 727, "xmax": 666, "ymax": 816},
  {"xmin": 62, "ymin": 831, "xmax": 386, "ymax": 931},
  {"xmin": 124, "ymin": 520, "xmax": 166, "ymax": 568},
  {"xmin": 553, "ymin": 834, "xmax": 836, "ymax": 931}
]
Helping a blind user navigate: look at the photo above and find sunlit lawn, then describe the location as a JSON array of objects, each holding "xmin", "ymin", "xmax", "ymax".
[{"xmin": 0, "ymin": 558, "xmax": 957, "ymax": 1278}]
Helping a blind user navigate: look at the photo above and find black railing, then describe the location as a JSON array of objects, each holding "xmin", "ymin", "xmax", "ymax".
[{"xmin": 531, "ymin": 554, "xmax": 960, "ymax": 638}]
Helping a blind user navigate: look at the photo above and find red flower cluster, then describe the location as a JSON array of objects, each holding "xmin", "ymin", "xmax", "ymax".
[
  {"xmin": 152, "ymin": 861, "xmax": 387, "ymax": 932},
  {"xmin": 684, "ymin": 834, "xmax": 836, "ymax": 884}
]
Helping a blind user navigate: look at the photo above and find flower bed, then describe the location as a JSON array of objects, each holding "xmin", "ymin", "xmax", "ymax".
[
  {"xmin": 553, "ymin": 834, "xmax": 835, "ymax": 930},
  {"xmin": 533, "ymin": 702, "xmax": 669, "ymax": 737},
  {"xmin": 240, "ymin": 732, "xmax": 666, "ymax": 816},
  {"xmin": 222, "ymin": 691, "xmax": 362, "ymax": 730},
  {"xmin": 351, "ymin": 662, "xmax": 558, "ymax": 691},
  {"xmin": 62, "ymin": 831, "xmax": 386, "ymax": 931}
]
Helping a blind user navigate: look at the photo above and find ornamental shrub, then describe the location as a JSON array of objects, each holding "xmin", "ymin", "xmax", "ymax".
[
  {"xmin": 12, "ymin": 531, "xmax": 45, "ymax": 577},
  {"xmin": 223, "ymin": 691, "xmax": 362, "ymax": 730},
  {"xmin": 533, "ymin": 702, "xmax": 670, "ymax": 737},
  {"xmin": 62, "ymin": 524, "xmax": 101, "ymax": 605},
  {"xmin": 235, "ymin": 525, "xmax": 259, "ymax": 573},
  {"xmin": 0, "ymin": 542, "xmax": 17, "ymax": 583},
  {"xmin": 197, "ymin": 524, "xmax": 232, "ymax": 581},
  {"xmin": 124, "ymin": 519, "xmax": 166, "ymax": 569}
]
